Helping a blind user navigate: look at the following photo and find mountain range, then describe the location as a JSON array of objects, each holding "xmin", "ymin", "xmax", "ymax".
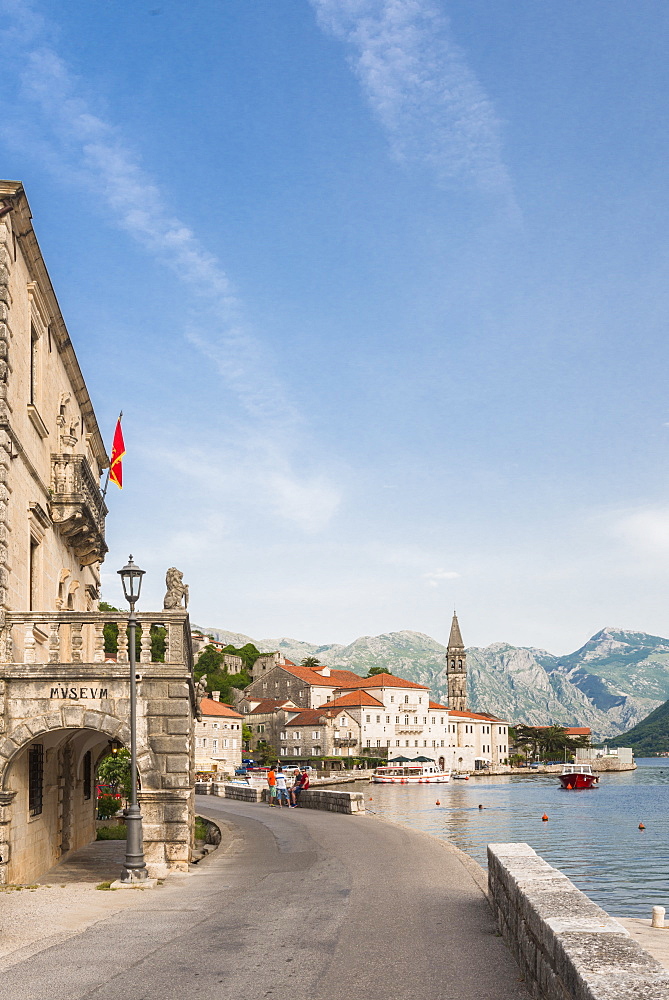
[{"xmin": 196, "ymin": 625, "xmax": 669, "ymax": 741}]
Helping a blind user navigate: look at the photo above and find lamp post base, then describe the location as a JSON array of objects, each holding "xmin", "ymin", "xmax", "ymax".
[{"xmin": 110, "ymin": 876, "xmax": 158, "ymax": 890}]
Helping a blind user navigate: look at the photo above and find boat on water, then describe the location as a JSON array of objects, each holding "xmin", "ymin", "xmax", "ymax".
[
  {"xmin": 559, "ymin": 763, "xmax": 599, "ymax": 790},
  {"xmin": 372, "ymin": 759, "xmax": 451, "ymax": 784}
]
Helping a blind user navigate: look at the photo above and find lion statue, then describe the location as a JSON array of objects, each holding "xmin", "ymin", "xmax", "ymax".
[{"xmin": 163, "ymin": 567, "xmax": 189, "ymax": 609}]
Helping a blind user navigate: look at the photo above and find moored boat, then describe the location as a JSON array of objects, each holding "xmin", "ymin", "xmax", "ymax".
[
  {"xmin": 372, "ymin": 759, "xmax": 451, "ymax": 784},
  {"xmin": 559, "ymin": 763, "xmax": 599, "ymax": 789}
]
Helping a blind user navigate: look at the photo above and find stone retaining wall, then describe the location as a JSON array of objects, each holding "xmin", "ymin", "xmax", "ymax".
[
  {"xmin": 221, "ymin": 784, "xmax": 262, "ymax": 803},
  {"xmin": 488, "ymin": 843, "xmax": 669, "ymax": 1000},
  {"xmin": 261, "ymin": 788, "xmax": 364, "ymax": 813}
]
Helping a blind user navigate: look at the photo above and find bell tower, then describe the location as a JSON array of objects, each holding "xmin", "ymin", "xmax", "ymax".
[{"xmin": 446, "ymin": 612, "xmax": 467, "ymax": 712}]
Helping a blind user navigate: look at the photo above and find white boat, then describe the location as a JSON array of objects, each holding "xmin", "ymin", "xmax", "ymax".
[{"xmin": 372, "ymin": 760, "xmax": 451, "ymax": 784}]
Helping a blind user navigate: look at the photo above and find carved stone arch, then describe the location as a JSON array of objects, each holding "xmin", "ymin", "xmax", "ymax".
[{"xmin": 1, "ymin": 707, "xmax": 160, "ymax": 790}]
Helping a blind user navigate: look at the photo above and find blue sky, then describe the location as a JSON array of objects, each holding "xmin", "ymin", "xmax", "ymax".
[{"xmin": 2, "ymin": 0, "xmax": 669, "ymax": 653}]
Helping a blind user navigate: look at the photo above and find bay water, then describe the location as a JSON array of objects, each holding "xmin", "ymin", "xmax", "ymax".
[{"xmin": 337, "ymin": 758, "xmax": 668, "ymax": 917}]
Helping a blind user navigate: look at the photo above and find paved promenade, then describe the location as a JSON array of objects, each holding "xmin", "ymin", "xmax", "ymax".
[{"xmin": 1, "ymin": 796, "xmax": 529, "ymax": 1000}]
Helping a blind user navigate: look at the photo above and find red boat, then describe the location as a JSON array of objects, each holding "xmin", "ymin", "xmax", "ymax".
[{"xmin": 559, "ymin": 763, "xmax": 599, "ymax": 789}]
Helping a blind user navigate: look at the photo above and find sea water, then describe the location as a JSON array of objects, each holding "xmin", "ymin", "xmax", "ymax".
[{"xmin": 337, "ymin": 758, "xmax": 668, "ymax": 917}]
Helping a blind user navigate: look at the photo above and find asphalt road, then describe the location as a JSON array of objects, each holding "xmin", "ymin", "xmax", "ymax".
[{"xmin": 1, "ymin": 795, "xmax": 529, "ymax": 1000}]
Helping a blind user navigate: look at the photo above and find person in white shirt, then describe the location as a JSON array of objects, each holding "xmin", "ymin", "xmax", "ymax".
[{"xmin": 274, "ymin": 767, "xmax": 289, "ymax": 807}]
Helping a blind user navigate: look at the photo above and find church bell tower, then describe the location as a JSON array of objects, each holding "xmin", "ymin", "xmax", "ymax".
[{"xmin": 446, "ymin": 612, "xmax": 467, "ymax": 712}]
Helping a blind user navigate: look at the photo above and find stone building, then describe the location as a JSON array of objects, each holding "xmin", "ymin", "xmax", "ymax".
[
  {"xmin": 194, "ymin": 694, "xmax": 243, "ymax": 775},
  {"xmin": 238, "ymin": 696, "xmax": 301, "ymax": 755},
  {"xmin": 280, "ymin": 705, "xmax": 361, "ymax": 759},
  {"xmin": 191, "ymin": 631, "xmax": 243, "ymax": 672},
  {"xmin": 242, "ymin": 659, "xmax": 365, "ymax": 708},
  {"xmin": 0, "ymin": 182, "xmax": 197, "ymax": 883}
]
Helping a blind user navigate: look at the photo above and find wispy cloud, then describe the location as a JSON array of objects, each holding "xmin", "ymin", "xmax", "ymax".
[
  {"xmin": 423, "ymin": 567, "xmax": 460, "ymax": 587},
  {"xmin": 0, "ymin": 0, "xmax": 342, "ymax": 530},
  {"xmin": 310, "ymin": 0, "xmax": 514, "ymax": 202},
  {"xmin": 610, "ymin": 506, "xmax": 669, "ymax": 556}
]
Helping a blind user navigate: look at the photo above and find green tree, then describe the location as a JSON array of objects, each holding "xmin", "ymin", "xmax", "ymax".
[
  {"xmin": 255, "ymin": 740, "xmax": 278, "ymax": 766},
  {"xmin": 196, "ymin": 645, "xmax": 226, "ymax": 675},
  {"xmin": 97, "ymin": 748, "xmax": 132, "ymax": 800},
  {"xmin": 301, "ymin": 656, "xmax": 321, "ymax": 669},
  {"xmin": 99, "ymin": 602, "xmax": 165, "ymax": 662},
  {"xmin": 242, "ymin": 724, "xmax": 253, "ymax": 750},
  {"xmin": 367, "ymin": 666, "xmax": 392, "ymax": 677},
  {"xmin": 536, "ymin": 725, "xmax": 571, "ymax": 758}
]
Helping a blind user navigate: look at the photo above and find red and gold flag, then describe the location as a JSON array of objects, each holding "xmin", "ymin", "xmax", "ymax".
[{"xmin": 109, "ymin": 417, "xmax": 125, "ymax": 489}]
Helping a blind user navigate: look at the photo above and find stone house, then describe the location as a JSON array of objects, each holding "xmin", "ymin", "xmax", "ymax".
[
  {"xmin": 191, "ymin": 632, "xmax": 243, "ymax": 672},
  {"xmin": 0, "ymin": 181, "xmax": 196, "ymax": 884},
  {"xmin": 237, "ymin": 696, "xmax": 301, "ymax": 755},
  {"xmin": 243, "ymin": 660, "xmax": 367, "ymax": 708},
  {"xmin": 194, "ymin": 695, "xmax": 243, "ymax": 775},
  {"xmin": 280, "ymin": 706, "xmax": 362, "ymax": 759}
]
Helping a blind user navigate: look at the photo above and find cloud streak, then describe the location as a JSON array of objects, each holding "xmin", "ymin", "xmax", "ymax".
[
  {"xmin": 310, "ymin": 0, "xmax": 514, "ymax": 201},
  {"xmin": 0, "ymin": 0, "xmax": 342, "ymax": 531}
]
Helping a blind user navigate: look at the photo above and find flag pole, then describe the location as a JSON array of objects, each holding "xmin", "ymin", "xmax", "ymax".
[{"xmin": 102, "ymin": 411, "xmax": 123, "ymax": 500}]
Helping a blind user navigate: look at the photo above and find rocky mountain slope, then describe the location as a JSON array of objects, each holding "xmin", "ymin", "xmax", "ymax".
[
  {"xmin": 608, "ymin": 697, "xmax": 669, "ymax": 754},
  {"xmin": 197, "ymin": 625, "xmax": 669, "ymax": 740}
]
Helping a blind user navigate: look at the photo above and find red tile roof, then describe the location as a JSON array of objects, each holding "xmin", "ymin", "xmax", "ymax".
[
  {"xmin": 279, "ymin": 662, "xmax": 363, "ymax": 687},
  {"xmin": 334, "ymin": 674, "xmax": 429, "ymax": 691},
  {"xmin": 428, "ymin": 701, "xmax": 450, "ymax": 712},
  {"xmin": 247, "ymin": 698, "xmax": 300, "ymax": 715},
  {"xmin": 200, "ymin": 697, "xmax": 243, "ymax": 719},
  {"xmin": 324, "ymin": 691, "xmax": 385, "ymax": 708},
  {"xmin": 534, "ymin": 725, "xmax": 591, "ymax": 736},
  {"xmin": 449, "ymin": 709, "xmax": 504, "ymax": 722},
  {"xmin": 285, "ymin": 707, "xmax": 344, "ymax": 726}
]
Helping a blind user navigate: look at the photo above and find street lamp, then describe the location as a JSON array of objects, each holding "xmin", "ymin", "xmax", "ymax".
[{"xmin": 117, "ymin": 555, "xmax": 147, "ymax": 882}]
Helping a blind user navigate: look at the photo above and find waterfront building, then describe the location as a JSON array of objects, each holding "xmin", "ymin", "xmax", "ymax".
[
  {"xmin": 240, "ymin": 655, "xmax": 510, "ymax": 769},
  {"xmin": 194, "ymin": 695, "xmax": 243, "ymax": 775},
  {"xmin": 0, "ymin": 182, "xmax": 196, "ymax": 883},
  {"xmin": 447, "ymin": 709, "xmax": 509, "ymax": 769}
]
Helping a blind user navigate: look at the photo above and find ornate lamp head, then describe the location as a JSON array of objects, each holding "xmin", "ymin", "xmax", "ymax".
[{"xmin": 118, "ymin": 555, "xmax": 145, "ymax": 609}]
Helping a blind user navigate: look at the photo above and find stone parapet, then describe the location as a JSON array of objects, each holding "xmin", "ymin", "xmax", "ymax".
[
  {"xmin": 222, "ymin": 784, "xmax": 262, "ymax": 803},
  {"xmin": 488, "ymin": 843, "xmax": 669, "ymax": 1000},
  {"xmin": 261, "ymin": 787, "xmax": 365, "ymax": 814}
]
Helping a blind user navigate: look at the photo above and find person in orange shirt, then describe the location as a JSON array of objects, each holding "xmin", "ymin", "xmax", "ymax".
[{"xmin": 267, "ymin": 766, "xmax": 277, "ymax": 806}]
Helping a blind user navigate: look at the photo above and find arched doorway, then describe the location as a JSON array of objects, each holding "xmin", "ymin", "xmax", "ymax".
[
  {"xmin": 1, "ymin": 726, "xmax": 127, "ymax": 884},
  {"xmin": 438, "ymin": 756, "xmax": 445, "ymax": 771}
]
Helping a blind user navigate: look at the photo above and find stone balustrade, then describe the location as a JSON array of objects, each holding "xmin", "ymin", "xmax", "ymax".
[
  {"xmin": 488, "ymin": 843, "xmax": 669, "ymax": 1000},
  {"xmin": 0, "ymin": 609, "xmax": 194, "ymax": 670}
]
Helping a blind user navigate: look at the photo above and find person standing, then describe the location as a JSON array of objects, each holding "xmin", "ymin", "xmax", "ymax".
[
  {"xmin": 275, "ymin": 767, "xmax": 289, "ymax": 807},
  {"xmin": 267, "ymin": 765, "xmax": 277, "ymax": 806}
]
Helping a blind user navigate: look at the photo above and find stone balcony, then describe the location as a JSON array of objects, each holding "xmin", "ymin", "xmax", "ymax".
[
  {"xmin": 50, "ymin": 453, "xmax": 108, "ymax": 566},
  {"xmin": 0, "ymin": 609, "xmax": 193, "ymax": 669},
  {"xmin": 333, "ymin": 737, "xmax": 358, "ymax": 748},
  {"xmin": 395, "ymin": 724, "xmax": 424, "ymax": 735}
]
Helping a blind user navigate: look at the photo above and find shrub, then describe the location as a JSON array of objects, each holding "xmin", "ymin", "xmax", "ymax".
[
  {"xmin": 97, "ymin": 794, "xmax": 123, "ymax": 819},
  {"xmin": 96, "ymin": 824, "xmax": 127, "ymax": 840}
]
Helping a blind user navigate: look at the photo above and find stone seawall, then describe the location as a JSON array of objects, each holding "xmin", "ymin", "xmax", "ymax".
[
  {"xmin": 221, "ymin": 784, "xmax": 262, "ymax": 803},
  {"xmin": 260, "ymin": 788, "xmax": 365, "ymax": 814},
  {"xmin": 195, "ymin": 782, "xmax": 365, "ymax": 813},
  {"xmin": 488, "ymin": 843, "xmax": 669, "ymax": 1000}
]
